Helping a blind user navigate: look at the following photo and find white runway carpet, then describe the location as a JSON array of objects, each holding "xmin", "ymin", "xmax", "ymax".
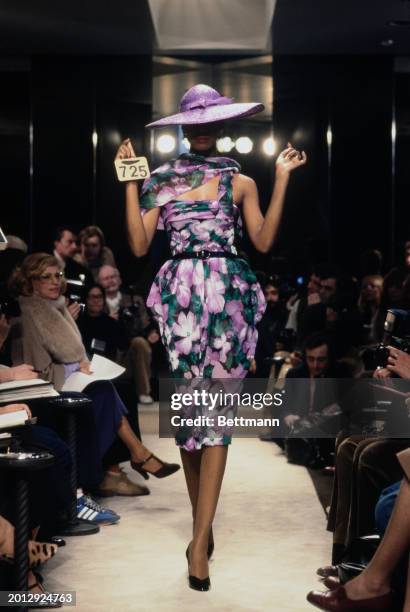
[{"xmin": 45, "ymin": 405, "xmax": 332, "ymax": 612}]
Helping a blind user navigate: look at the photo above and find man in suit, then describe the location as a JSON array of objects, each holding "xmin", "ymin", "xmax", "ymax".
[
  {"xmin": 282, "ymin": 332, "xmax": 351, "ymax": 467},
  {"xmin": 53, "ymin": 227, "xmax": 93, "ymax": 289}
]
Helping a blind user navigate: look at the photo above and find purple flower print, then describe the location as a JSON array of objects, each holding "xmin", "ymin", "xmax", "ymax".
[
  {"xmin": 205, "ymin": 271, "xmax": 225, "ymax": 314},
  {"xmin": 173, "ymin": 311, "xmax": 201, "ymax": 355},
  {"xmin": 169, "ymin": 349, "xmax": 179, "ymax": 370},
  {"xmin": 213, "ymin": 333, "xmax": 231, "ymax": 364},
  {"xmin": 179, "ymin": 259, "xmax": 194, "ymax": 284},
  {"xmin": 156, "ymin": 186, "xmax": 177, "ymax": 207},
  {"xmin": 209, "ymin": 258, "xmax": 227, "ymax": 274},
  {"xmin": 192, "ymin": 262, "xmax": 205, "ymax": 286},
  {"xmin": 232, "ymin": 275, "xmax": 249, "ymax": 295},
  {"xmin": 191, "ymin": 222, "xmax": 210, "ymax": 241}
]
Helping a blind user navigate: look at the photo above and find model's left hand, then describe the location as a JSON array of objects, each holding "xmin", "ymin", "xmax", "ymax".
[{"xmin": 276, "ymin": 142, "xmax": 307, "ymax": 175}]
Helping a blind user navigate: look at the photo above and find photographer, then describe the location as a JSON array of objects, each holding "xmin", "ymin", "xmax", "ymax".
[{"xmin": 282, "ymin": 332, "xmax": 351, "ymax": 469}]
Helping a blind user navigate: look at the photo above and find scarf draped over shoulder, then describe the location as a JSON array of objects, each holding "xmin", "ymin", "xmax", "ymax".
[{"xmin": 139, "ymin": 153, "xmax": 241, "ymax": 229}]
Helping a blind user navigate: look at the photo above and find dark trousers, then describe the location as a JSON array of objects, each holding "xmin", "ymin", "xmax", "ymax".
[
  {"xmin": 0, "ymin": 425, "xmax": 72, "ymax": 535},
  {"xmin": 327, "ymin": 434, "xmax": 409, "ymax": 550}
]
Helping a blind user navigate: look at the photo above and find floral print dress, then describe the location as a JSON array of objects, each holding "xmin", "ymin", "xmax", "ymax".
[{"xmin": 140, "ymin": 153, "xmax": 266, "ymax": 450}]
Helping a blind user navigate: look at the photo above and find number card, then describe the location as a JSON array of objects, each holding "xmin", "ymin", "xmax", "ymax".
[{"xmin": 114, "ymin": 157, "xmax": 150, "ymax": 182}]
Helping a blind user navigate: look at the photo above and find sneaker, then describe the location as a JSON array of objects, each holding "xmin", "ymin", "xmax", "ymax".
[
  {"xmin": 76, "ymin": 495, "xmax": 120, "ymax": 525},
  {"xmin": 139, "ymin": 394, "xmax": 154, "ymax": 404},
  {"xmin": 95, "ymin": 469, "xmax": 150, "ymax": 497}
]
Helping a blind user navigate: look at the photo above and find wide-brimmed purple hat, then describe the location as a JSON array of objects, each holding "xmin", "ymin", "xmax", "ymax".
[{"xmin": 145, "ymin": 84, "xmax": 264, "ymax": 128}]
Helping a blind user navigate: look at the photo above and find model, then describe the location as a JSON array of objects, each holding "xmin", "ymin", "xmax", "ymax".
[{"xmin": 116, "ymin": 83, "xmax": 307, "ymax": 591}]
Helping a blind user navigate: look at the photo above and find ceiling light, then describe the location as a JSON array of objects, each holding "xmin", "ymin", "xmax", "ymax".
[
  {"xmin": 235, "ymin": 136, "xmax": 253, "ymax": 154},
  {"xmin": 262, "ymin": 137, "xmax": 276, "ymax": 156},
  {"xmin": 217, "ymin": 137, "xmax": 235, "ymax": 153},
  {"xmin": 156, "ymin": 134, "xmax": 176, "ymax": 153},
  {"xmin": 381, "ymin": 39, "xmax": 395, "ymax": 46}
]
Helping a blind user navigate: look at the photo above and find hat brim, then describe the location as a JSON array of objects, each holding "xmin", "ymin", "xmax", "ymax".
[{"xmin": 145, "ymin": 102, "xmax": 264, "ymax": 128}]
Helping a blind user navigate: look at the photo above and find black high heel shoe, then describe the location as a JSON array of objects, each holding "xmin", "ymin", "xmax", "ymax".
[
  {"xmin": 131, "ymin": 454, "xmax": 180, "ymax": 480},
  {"xmin": 185, "ymin": 543, "xmax": 211, "ymax": 592}
]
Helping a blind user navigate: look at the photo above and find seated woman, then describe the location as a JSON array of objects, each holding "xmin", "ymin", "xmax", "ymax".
[
  {"xmin": 76, "ymin": 283, "xmax": 129, "ymax": 362},
  {"xmin": 8, "ymin": 253, "xmax": 180, "ymax": 498},
  {"xmin": 77, "ymin": 283, "xmax": 166, "ymax": 406}
]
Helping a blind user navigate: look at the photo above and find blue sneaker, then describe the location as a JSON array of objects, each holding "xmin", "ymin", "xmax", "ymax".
[{"xmin": 76, "ymin": 495, "xmax": 120, "ymax": 525}]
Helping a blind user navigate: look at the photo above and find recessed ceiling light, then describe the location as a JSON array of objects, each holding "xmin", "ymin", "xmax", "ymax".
[
  {"xmin": 381, "ymin": 39, "xmax": 395, "ymax": 46},
  {"xmin": 387, "ymin": 20, "xmax": 410, "ymax": 27}
]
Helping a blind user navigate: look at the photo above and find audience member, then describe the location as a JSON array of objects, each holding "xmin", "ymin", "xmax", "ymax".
[
  {"xmin": 297, "ymin": 264, "xmax": 342, "ymax": 346},
  {"xmin": 285, "ymin": 266, "xmax": 322, "ymax": 336},
  {"xmin": 77, "ymin": 284, "xmax": 128, "ymax": 361},
  {"xmin": 251, "ymin": 277, "xmax": 288, "ymax": 377},
  {"xmin": 358, "ymin": 274, "xmax": 383, "ymax": 344},
  {"xmin": 53, "ymin": 226, "xmax": 93, "ymax": 288},
  {"xmin": 308, "ymin": 452, "xmax": 410, "ymax": 610},
  {"xmin": 8, "ymin": 253, "xmax": 180, "ymax": 498},
  {"xmin": 75, "ymin": 226, "xmax": 116, "ymax": 281},
  {"xmin": 98, "ymin": 265, "xmax": 161, "ymax": 404},
  {"xmin": 282, "ymin": 333, "xmax": 352, "ymax": 467}
]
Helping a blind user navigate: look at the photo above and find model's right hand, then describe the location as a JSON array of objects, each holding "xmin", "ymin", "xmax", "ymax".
[{"xmin": 116, "ymin": 138, "xmax": 136, "ymax": 160}]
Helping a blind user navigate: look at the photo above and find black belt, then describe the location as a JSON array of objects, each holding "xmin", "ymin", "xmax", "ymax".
[{"xmin": 171, "ymin": 250, "xmax": 239, "ymax": 260}]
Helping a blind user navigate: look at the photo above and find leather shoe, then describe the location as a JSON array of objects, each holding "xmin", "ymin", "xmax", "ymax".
[
  {"xmin": 96, "ymin": 470, "xmax": 150, "ymax": 496},
  {"xmin": 307, "ymin": 586, "xmax": 393, "ymax": 611},
  {"xmin": 317, "ymin": 565, "xmax": 339, "ymax": 578},
  {"xmin": 322, "ymin": 576, "xmax": 341, "ymax": 590}
]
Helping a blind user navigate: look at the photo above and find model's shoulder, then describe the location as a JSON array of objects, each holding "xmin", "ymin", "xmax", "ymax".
[{"xmin": 233, "ymin": 173, "xmax": 257, "ymax": 192}]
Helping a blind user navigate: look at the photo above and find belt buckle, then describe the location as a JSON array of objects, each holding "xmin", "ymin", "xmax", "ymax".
[{"xmin": 200, "ymin": 250, "xmax": 210, "ymax": 259}]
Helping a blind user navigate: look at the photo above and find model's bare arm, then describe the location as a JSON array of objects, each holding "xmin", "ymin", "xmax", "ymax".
[
  {"xmin": 238, "ymin": 144, "xmax": 307, "ymax": 253},
  {"xmin": 116, "ymin": 138, "xmax": 160, "ymax": 257}
]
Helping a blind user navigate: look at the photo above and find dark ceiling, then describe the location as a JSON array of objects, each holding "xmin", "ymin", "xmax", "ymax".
[{"xmin": 0, "ymin": 0, "xmax": 410, "ymax": 56}]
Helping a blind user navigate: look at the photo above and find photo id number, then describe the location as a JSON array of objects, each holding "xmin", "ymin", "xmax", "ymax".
[{"xmin": 114, "ymin": 157, "xmax": 150, "ymax": 181}]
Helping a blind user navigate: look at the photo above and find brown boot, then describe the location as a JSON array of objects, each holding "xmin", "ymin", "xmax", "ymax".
[{"xmin": 97, "ymin": 470, "xmax": 150, "ymax": 497}]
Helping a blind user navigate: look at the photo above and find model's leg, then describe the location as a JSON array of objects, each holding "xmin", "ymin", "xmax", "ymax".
[
  {"xmin": 189, "ymin": 446, "xmax": 228, "ymax": 579},
  {"xmin": 180, "ymin": 448, "xmax": 215, "ymax": 550},
  {"xmin": 180, "ymin": 448, "xmax": 202, "ymax": 518},
  {"xmin": 343, "ymin": 478, "xmax": 410, "ymax": 600}
]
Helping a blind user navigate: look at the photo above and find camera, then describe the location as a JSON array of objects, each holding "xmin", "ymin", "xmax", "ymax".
[
  {"xmin": 67, "ymin": 293, "xmax": 85, "ymax": 314},
  {"xmin": 364, "ymin": 309, "xmax": 410, "ymax": 369}
]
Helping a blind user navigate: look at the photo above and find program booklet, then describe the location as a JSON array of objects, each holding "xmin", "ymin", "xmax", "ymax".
[
  {"xmin": 0, "ymin": 378, "xmax": 59, "ymax": 404},
  {"xmin": 62, "ymin": 354, "xmax": 125, "ymax": 392}
]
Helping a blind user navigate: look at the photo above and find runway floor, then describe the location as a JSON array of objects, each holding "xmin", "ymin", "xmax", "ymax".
[{"xmin": 45, "ymin": 405, "xmax": 332, "ymax": 611}]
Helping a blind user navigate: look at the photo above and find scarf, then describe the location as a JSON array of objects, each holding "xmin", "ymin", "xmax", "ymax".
[
  {"xmin": 19, "ymin": 294, "xmax": 86, "ymax": 364},
  {"xmin": 140, "ymin": 152, "xmax": 241, "ymax": 210}
]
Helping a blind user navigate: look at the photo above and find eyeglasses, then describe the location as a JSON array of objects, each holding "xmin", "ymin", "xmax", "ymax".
[{"xmin": 38, "ymin": 272, "xmax": 64, "ymax": 282}]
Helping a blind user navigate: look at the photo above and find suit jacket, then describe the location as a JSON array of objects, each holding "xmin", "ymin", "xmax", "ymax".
[
  {"xmin": 63, "ymin": 257, "xmax": 94, "ymax": 289},
  {"xmin": 283, "ymin": 362, "xmax": 351, "ymax": 419}
]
